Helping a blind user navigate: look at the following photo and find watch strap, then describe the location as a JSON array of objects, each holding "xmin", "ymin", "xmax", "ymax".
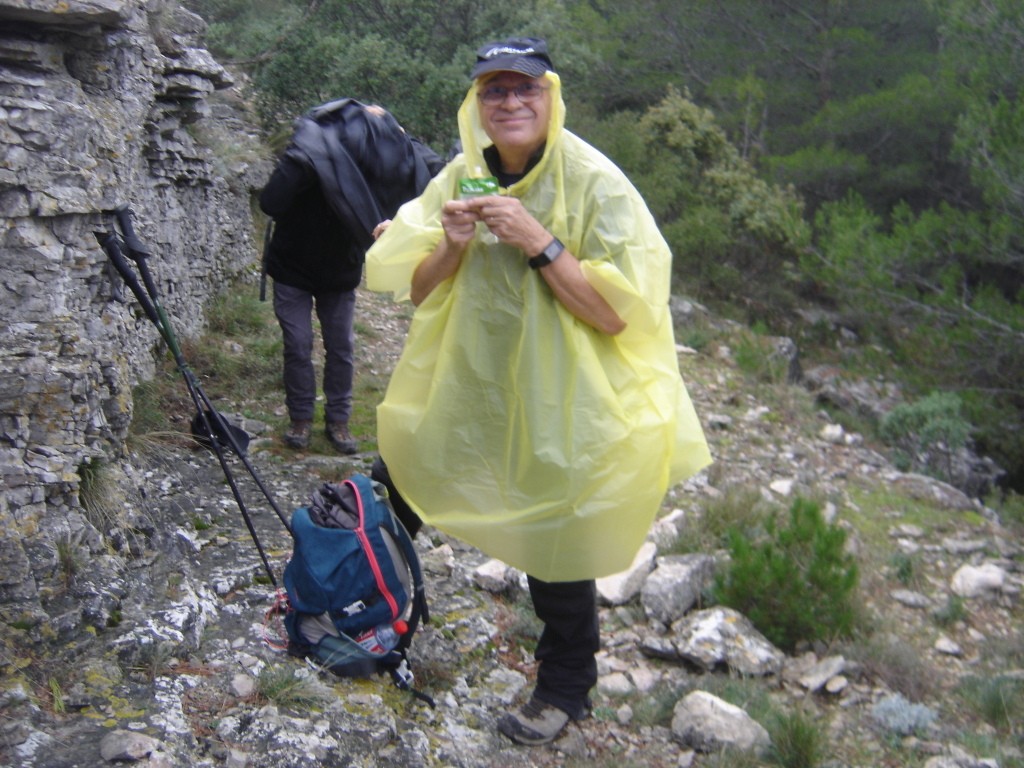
[{"xmin": 528, "ymin": 237, "xmax": 564, "ymax": 269}]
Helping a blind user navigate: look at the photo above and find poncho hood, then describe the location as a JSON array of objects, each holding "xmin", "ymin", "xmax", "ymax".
[{"xmin": 457, "ymin": 71, "xmax": 566, "ymax": 193}]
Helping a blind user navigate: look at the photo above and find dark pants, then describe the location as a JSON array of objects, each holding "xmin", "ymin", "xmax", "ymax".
[
  {"xmin": 273, "ymin": 282, "xmax": 355, "ymax": 424},
  {"xmin": 527, "ymin": 576, "xmax": 599, "ymax": 720},
  {"xmin": 370, "ymin": 457, "xmax": 599, "ymax": 719}
]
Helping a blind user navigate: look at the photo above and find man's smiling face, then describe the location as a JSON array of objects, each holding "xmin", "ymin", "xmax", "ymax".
[{"xmin": 477, "ymin": 72, "xmax": 551, "ymax": 169}]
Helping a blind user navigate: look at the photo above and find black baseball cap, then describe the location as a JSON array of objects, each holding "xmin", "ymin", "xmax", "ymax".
[{"xmin": 470, "ymin": 37, "xmax": 554, "ymax": 80}]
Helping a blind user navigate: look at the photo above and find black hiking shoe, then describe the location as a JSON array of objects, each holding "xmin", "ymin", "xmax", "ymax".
[{"xmin": 497, "ymin": 697, "xmax": 571, "ymax": 745}]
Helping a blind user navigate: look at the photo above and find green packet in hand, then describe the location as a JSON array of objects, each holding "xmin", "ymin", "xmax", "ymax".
[{"xmin": 458, "ymin": 176, "xmax": 499, "ymax": 199}]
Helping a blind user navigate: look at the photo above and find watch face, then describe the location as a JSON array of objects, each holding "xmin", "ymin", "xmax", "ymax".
[{"xmin": 530, "ymin": 238, "xmax": 563, "ymax": 269}]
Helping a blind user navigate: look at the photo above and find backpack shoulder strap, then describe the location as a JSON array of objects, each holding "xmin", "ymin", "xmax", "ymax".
[
  {"xmin": 352, "ymin": 473, "xmax": 430, "ymax": 643},
  {"xmin": 390, "ymin": 508, "xmax": 429, "ymax": 642}
]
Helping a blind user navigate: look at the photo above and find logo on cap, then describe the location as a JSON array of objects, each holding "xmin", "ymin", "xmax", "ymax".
[{"xmin": 484, "ymin": 45, "xmax": 536, "ymax": 59}]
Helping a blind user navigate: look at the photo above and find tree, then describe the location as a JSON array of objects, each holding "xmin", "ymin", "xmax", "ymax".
[
  {"xmin": 579, "ymin": 87, "xmax": 809, "ymax": 318},
  {"xmin": 563, "ymin": 1, "xmax": 958, "ymax": 216},
  {"xmin": 186, "ymin": 0, "xmax": 569, "ymax": 147},
  {"xmin": 940, "ymin": 0, "xmax": 1024, "ymax": 223},
  {"xmin": 809, "ymin": 189, "xmax": 1024, "ymax": 485},
  {"xmin": 933, "ymin": 0, "xmax": 1024, "ymax": 484}
]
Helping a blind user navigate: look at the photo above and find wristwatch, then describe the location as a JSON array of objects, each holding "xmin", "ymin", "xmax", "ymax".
[{"xmin": 528, "ymin": 237, "xmax": 564, "ymax": 270}]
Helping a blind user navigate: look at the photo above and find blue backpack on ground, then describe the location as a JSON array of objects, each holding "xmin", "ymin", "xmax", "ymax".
[{"xmin": 282, "ymin": 474, "xmax": 430, "ymax": 702}]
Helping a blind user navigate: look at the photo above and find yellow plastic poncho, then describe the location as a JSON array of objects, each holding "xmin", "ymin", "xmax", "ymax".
[{"xmin": 366, "ymin": 72, "xmax": 711, "ymax": 581}]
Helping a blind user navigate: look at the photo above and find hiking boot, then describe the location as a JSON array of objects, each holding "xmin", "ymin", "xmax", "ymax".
[
  {"xmin": 325, "ymin": 422, "xmax": 358, "ymax": 454},
  {"xmin": 497, "ymin": 697, "xmax": 570, "ymax": 745},
  {"xmin": 283, "ymin": 420, "xmax": 312, "ymax": 449}
]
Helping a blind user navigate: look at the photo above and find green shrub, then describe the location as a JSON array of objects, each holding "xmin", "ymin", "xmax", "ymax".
[
  {"xmin": 129, "ymin": 373, "xmax": 190, "ymax": 437},
  {"xmin": 628, "ymin": 680, "xmax": 683, "ymax": 728},
  {"xmin": 78, "ymin": 458, "xmax": 124, "ymax": 534},
  {"xmin": 732, "ymin": 322, "xmax": 793, "ymax": 385},
  {"xmin": 494, "ymin": 590, "xmax": 543, "ymax": 652},
  {"xmin": 889, "ymin": 551, "xmax": 919, "ymax": 587},
  {"xmin": 712, "ymin": 498, "xmax": 859, "ymax": 652},
  {"xmin": 55, "ymin": 535, "xmax": 81, "ymax": 588},
  {"xmin": 181, "ymin": 293, "xmax": 281, "ymax": 405},
  {"xmin": 49, "ymin": 677, "xmax": 65, "ymax": 714},
  {"xmin": 255, "ymin": 665, "xmax": 329, "ymax": 709},
  {"xmin": 671, "ymin": 485, "xmax": 775, "ymax": 555},
  {"xmin": 880, "ymin": 391, "xmax": 970, "ymax": 482},
  {"xmin": 980, "ymin": 631, "xmax": 1024, "ymax": 668},
  {"xmin": 204, "ymin": 288, "xmax": 273, "ymax": 338},
  {"xmin": 987, "ymin": 489, "xmax": 1024, "ymax": 529}
]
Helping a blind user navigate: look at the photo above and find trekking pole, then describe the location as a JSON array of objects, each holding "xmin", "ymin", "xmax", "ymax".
[
  {"xmin": 259, "ymin": 219, "xmax": 273, "ymax": 302},
  {"xmin": 109, "ymin": 206, "xmax": 292, "ymax": 534},
  {"xmin": 98, "ymin": 215, "xmax": 296, "ymax": 587},
  {"xmin": 97, "ymin": 227, "xmax": 282, "ymax": 584}
]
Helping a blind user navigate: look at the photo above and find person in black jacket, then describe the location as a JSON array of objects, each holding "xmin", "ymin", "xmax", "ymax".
[{"xmin": 259, "ymin": 101, "xmax": 444, "ymax": 451}]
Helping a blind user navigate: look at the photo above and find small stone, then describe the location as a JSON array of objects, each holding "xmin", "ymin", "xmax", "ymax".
[
  {"xmin": 99, "ymin": 730, "xmax": 162, "ymax": 762},
  {"xmin": 820, "ymin": 423, "xmax": 844, "ymax": 443},
  {"xmin": 825, "ymin": 675, "xmax": 848, "ymax": 694},
  {"xmin": 473, "ymin": 559, "xmax": 516, "ymax": 593},
  {"xmin": 951, "ymin": 563, "xmax": 1007, "ymax": 598},
  {"xmin": 933, "ymin": 636, "xmax": 963, "ymax": 656},
  {"xmin": 231, "ymin": 673, "xmax": 255, "ymax": 698},
  {"xmin": 769, "ymin": 478, "xmax": 795, "ymax": 496},
  {"xmin": 598, "ymin": 672, "xmax": 634, "ymax": 696},
  {"xmin": 891, "ymin": 589, "xmax": 931, "ymax": 609}
]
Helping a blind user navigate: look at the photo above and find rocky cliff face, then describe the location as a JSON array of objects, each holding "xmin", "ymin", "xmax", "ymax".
[{"xmin": 0, "ymin": 0, "xmax": 269, "ymax": 628}]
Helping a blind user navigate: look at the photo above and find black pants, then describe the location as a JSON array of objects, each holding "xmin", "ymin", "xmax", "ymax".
[
  {"xmin": 371, "ymin": 456, "xmax": 599, "ymax": 719},
  {"xmin": 527, "ymin": 576, "xmax": 598, "ymax": 719},
  {"xmin": 371, "ymin": 455, "xmax": 424, "ymax": 537}
]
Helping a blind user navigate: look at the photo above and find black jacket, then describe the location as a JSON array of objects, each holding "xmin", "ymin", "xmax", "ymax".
[{"xmin": 260, "ymin": 100, "xmax": 444, "ymax": 293}]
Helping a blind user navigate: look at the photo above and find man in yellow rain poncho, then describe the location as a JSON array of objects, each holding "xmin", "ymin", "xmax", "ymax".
[{"xmin": 366, "ymin": 37, "xmax": 711, "ymax": 745}]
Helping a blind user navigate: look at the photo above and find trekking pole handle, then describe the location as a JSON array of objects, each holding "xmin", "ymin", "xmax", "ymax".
[
  {"xmin": 112, "ymin": 205, "xmax": 163, "ymax": 311},
  {"xmin": 95, "ymin": 231, "xmax": 165, "ymax": 332},
  {"xmin": 112, "ymin": 204, "xmax": 152, "ymax": 259},
  {"xmin": 108, "ymin": 208, "xmax": 186, "ymax": 362}
]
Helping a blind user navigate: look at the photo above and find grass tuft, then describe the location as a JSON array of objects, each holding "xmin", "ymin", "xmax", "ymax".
[
  {"xmin": 78, "ymin": 458, "xmax": 125, "ymax": 535},
  {"xmin": 766, "ymin": 708, "xmax": 824, "ymax": 768},
  {"xmin": 957, "ymin": 675, "xmax": 1024, "ymax": 735},
  {"xmin": 255, "ymin": 664, "xmax": 330, "ymax": 709}
]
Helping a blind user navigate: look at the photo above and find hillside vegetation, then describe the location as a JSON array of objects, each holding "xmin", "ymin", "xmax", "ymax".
[{"xmin": 185, "ymin": 0, "xmax": 1024, "ymax": 491}]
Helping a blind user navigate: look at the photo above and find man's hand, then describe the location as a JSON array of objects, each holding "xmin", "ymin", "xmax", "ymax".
[
  {"xmin": 465, "ymin": 195, "xmax": 550, "ymax": 256},
  {"xmin": 372, "ymin": 219, "xmax": 391, "ymax": 240},
  {"xmin": 441, "ymin": 199, "xmax": 482, "ymax": 248}
]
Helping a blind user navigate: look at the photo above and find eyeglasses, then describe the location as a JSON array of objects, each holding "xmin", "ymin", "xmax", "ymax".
[{"xmin": 478, "ymin": 81, "xmax": 549, "ymax": 106}]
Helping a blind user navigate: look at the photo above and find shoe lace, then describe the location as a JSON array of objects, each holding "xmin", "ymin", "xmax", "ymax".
[{"xmin": 521, "ymin": 698, "xmax": 548, "ymax": 719}]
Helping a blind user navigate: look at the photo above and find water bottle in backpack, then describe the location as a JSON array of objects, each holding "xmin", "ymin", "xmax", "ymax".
[{"xmin": 354, "ymin": 620, "xmax": 408, "ymax": 655}]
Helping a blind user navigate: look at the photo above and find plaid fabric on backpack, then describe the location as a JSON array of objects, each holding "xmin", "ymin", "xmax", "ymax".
[{"xmin": 282, "ymin": 474, "xmax": 430, "ymax": 698}]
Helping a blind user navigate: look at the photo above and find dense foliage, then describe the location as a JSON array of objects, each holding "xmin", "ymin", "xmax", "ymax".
[
  {"xmin": 712, "ymin": 498, "xmax": 860, "ymax": 652},
  {"xmin": 184, "ymin": 0, "xmax": 1024, "ymax": 489}
]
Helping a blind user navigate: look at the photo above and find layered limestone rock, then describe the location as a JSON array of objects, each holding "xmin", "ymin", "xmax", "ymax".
[{"xmin": 0, "ymin": 0, "xmax": 269, "ymax": 625}]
